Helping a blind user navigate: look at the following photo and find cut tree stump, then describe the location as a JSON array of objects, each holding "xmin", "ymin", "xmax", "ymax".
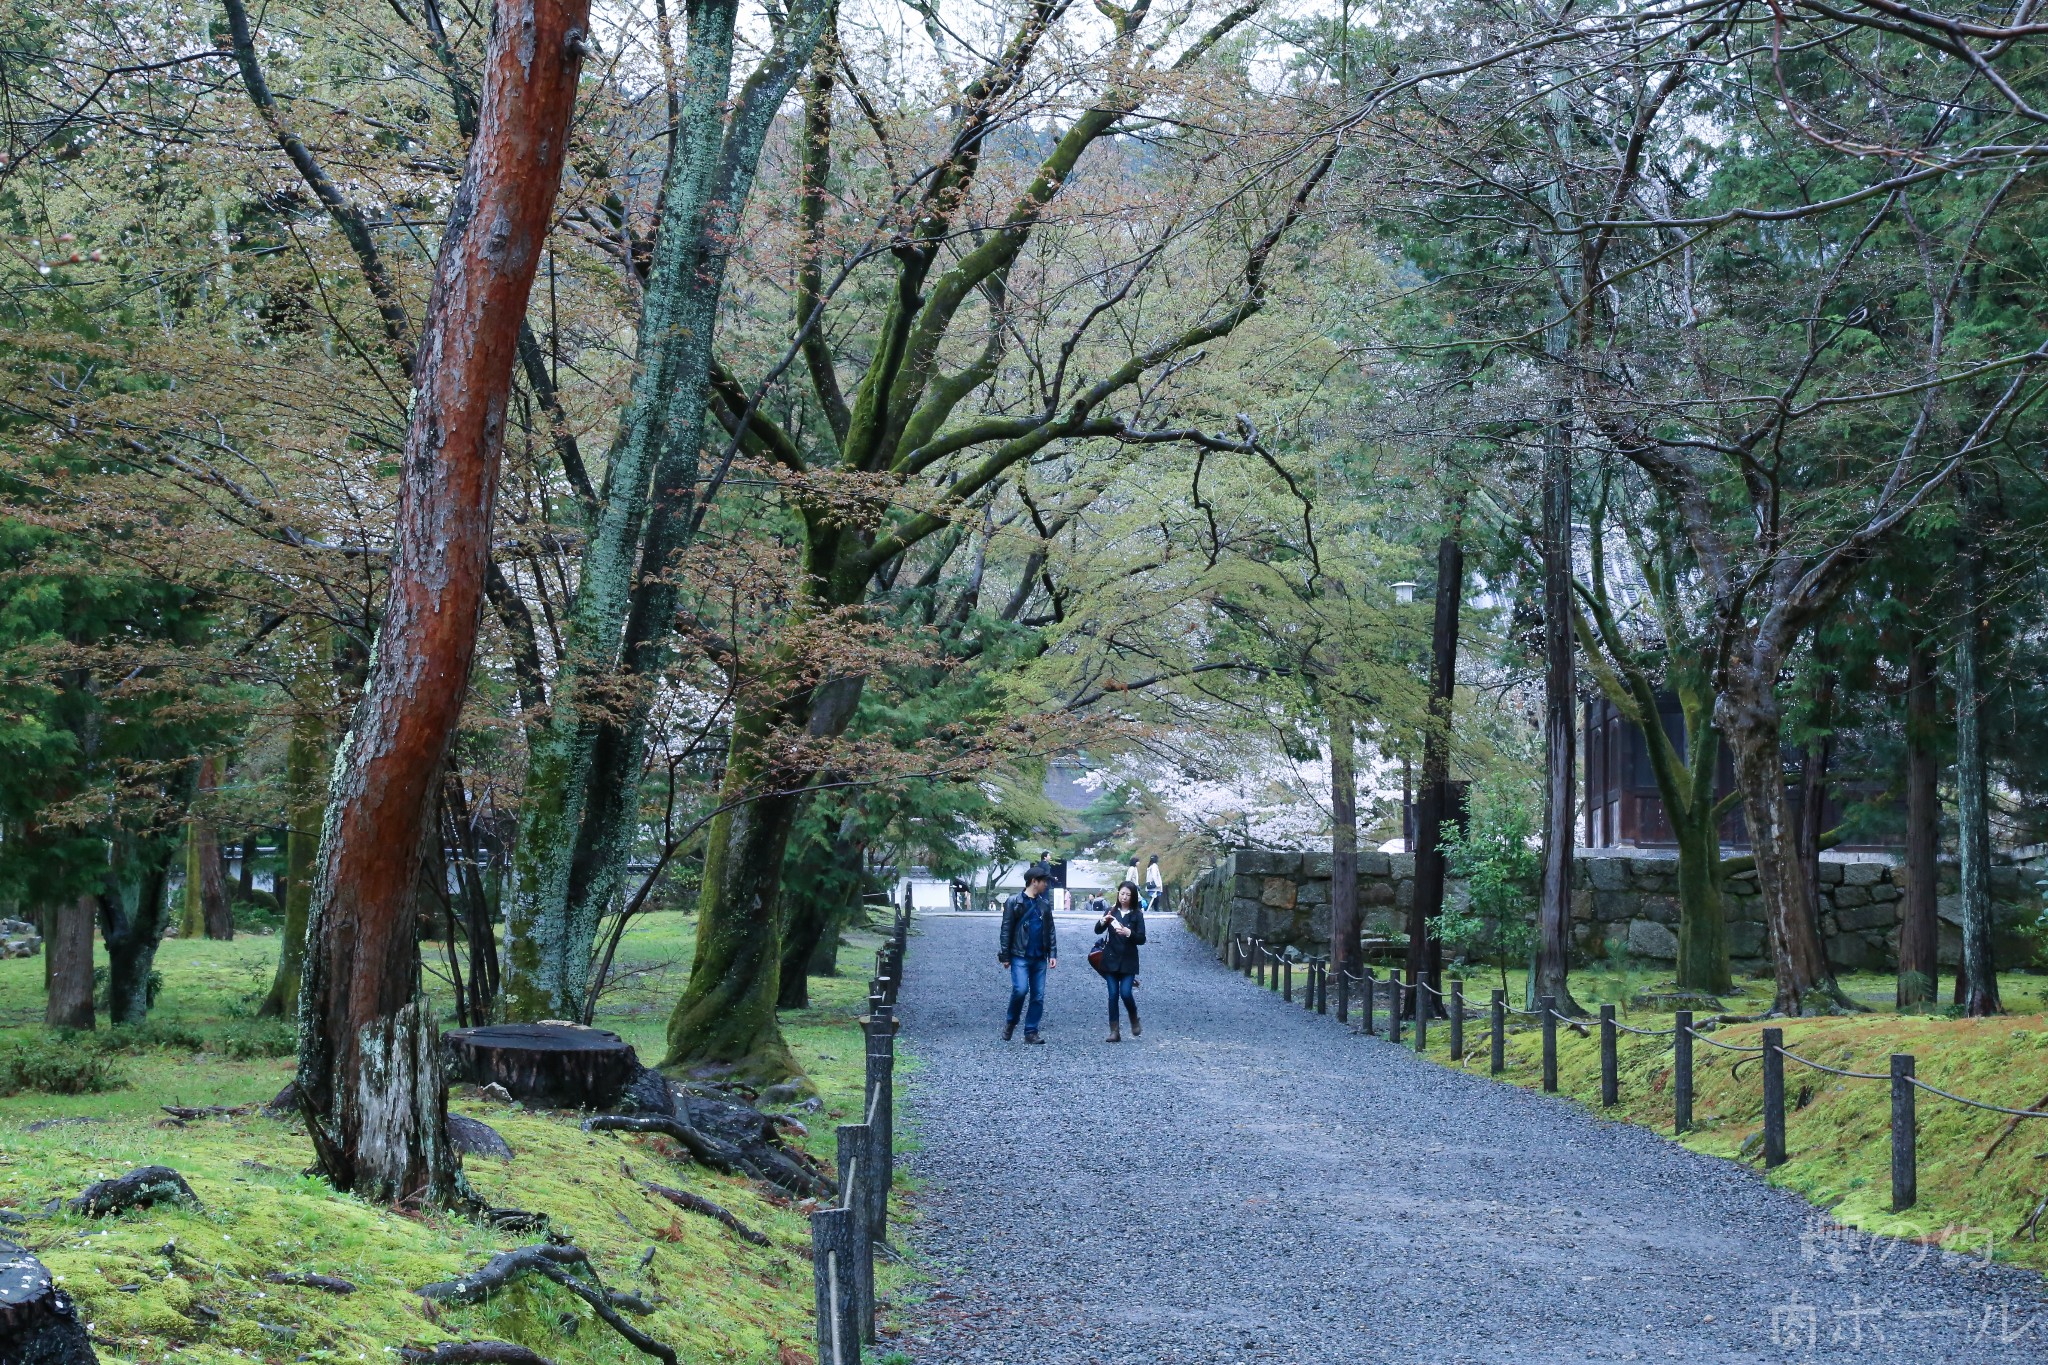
[
  {"xmin": 0, "ymin": 1238, "xmax": 97, "ymax": 1364},
  {"xmin": 445, "ymin": 1024, "xmax": 638, "ymax": 1110}
]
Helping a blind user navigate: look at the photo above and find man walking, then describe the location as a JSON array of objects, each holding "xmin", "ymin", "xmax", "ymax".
[{"xmin": 999, "ymin": 863, "xmax": 1059, "ymax": 1043}]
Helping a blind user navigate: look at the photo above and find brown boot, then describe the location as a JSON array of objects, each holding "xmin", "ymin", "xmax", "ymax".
[
  {"xmin": 1126, "ymin": 1002, "xmax": 1141, "ymax": 1037},
  {"xmin": 1106, "ymin": 1020, "xmax": 1121, "ymax": 1043}
]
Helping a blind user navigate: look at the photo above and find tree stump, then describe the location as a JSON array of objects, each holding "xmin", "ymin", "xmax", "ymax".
[
  {"xmin": 0, "ymin": 1239, "xmax": 97, "ymax": 1364},
  {"xmin": 444, "ymin": 1024, "xmax": 638, "ymax": 1110}
]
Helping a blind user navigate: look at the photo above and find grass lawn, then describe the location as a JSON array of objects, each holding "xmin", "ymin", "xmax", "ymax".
[
  {"xmin": 0, "ymin": 911, "xmax": 915, "ymax": 1364},
  {"xmin": 1373, "ymin": 959, "xmax": 2048, "ymax": 1275}
]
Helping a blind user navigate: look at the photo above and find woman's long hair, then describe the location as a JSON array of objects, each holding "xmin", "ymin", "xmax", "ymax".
[{"xmin": 1114, "ymin": 880, "xmax": 1142, "ymax": 912}]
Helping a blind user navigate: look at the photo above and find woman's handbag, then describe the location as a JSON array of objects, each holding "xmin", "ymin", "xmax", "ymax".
[{"xmin": 1088, "ymin": 934, "xmax": 1109, "ymax": 975}]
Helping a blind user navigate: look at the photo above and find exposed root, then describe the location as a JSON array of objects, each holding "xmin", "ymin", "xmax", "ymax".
[
  {"xmin": 642, "ymin": 1181, "xmax": 770, "ymax": 1246},
  {"xmin": 583, "ymin": 1113, "xmax": 756, "ymax": 1181},
  {"xmin": 264, "ymin": 1271, "xmax": 357, "ymax": 1294},
  {"xmin": 418, "ymin": 1243, "xmax": 675, "ymax": 1364}
]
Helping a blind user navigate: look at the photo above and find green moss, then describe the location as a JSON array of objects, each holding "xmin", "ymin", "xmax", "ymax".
[
  {"xmin": 1408, "ymin": 965, "xmax": 2048, "ymax": 1277},
  {"xmin": 0, "ymin": 911, "xmax": 920, "ymax": 1362}
]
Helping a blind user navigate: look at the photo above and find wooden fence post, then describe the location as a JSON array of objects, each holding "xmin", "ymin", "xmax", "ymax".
[
  {"xmin": 1762, "ymin": 1027, "xmax": 1786, "ymax": 1169},
  {"xmin": 865, "ymin": 1031, "xmax": 894, "ymax": 1243},
  {"xmin": 1317, "ymin": 962, "xmax": 1329, "ymax": 1015},
  {"xmin": 1599, "ymin": 1004, "xmax": 1618, "ymax": 1107},
  {"xmin": 1450, "ymin": 977, "xmax": 1464, "ymax": 1061},
  {"xmin": 835, "ymin": 1126, "xmax": 876, "ymax": 1343},
  {"xmin": 1540, "ymin": 995, "xmax": 1558, "ymax": 1092},
  {"xmin": 1489, "ymin": 988, "xmax": 1505, "ymax": 1075},
  {"xmin": 1283, "ymin": 959, "xmax": 1293, "ymax": 1003},
  {"xmin": 1363, "ymin": 971, "xmax": 1377, "ymax": 1036},
  {"xmin": 1673, "ymin": 1011, "xmax": 1694, "ymax": 1134},
  {"xmin": 1389, "ymin": 975, "xmax": 1404, "ymax": 1045},
  {"xmin": 811, "ymin": 1206, "xmax": 859, "ymax": 1365},
  {"xmin": 1336, "ymin": 966, "xmax": 1350, "ymax": 1024},
  {"xmin": 1414, "ymin": 982, "xmax": 1429, "ymax": 1054},
  {"xmin": 1891, "ymin": 1053, "xmax": 1916, "ymax": 1212}
]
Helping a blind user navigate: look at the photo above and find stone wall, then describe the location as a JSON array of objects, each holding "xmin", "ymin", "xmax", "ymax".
[{"xmin": 1181, "ymin": 848, "xmax": 2044, "ymax": 971}]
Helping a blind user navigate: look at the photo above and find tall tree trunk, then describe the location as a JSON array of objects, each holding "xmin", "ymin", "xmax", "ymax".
[
  {"xmin": 506, "ymin": 0, "xmax": 830, "ymax": 1024},
  {"xmin": 184, "ymin": 753, "xmax": 229, "ymax": 939},
  {"xmin": 1795, "ymin": 666, "xmax": 1836, "ymax": 964},
  {"xmin": 1407, "ymin": 529, "xmax": 1462, "ymax": 1012},
  {"xmin": 1671, "ymin": 803, "xmax": 1730, "ymax": 995},
  {"xmin": 666, "ymin": 660, "xmax": 865, "ymax": 1080},
  {"xmin": 1720, "ymin": 670, "xmax": 1847, "ymax": 1015},
  {"xmin": 1898, "ymin": 639, "xmax": 1940, "ymax": 1009},
  {"xmin": 1328, "ymin": 709, "xmax": 1359, "ymax": 978},
  {"xmin": 664, "ymin": 700, "xmax": 807, "ymax": 1081},
  {"xmin": 1535, "ymin": 406, "xmax": 1580, "ymax": 1014},
  {"xmin": 45, "ymin": 896, "xmax": 94, "ymax": 1030},
  {"xmin": 98, "ymin": 841, "xmax": 176, "ymax": 1027},
  {"xmin": 261, "ymin": 706, "xmax": 323, "ymax": 1019},
  {"xmin": 1953, "ymin": 481, "xmax": 2001, "ymax": 1016},
  {"xmin": 778, "ymin": 810, "xmax": 860, "ymax": 1009},
  {"xmin": 294, "ymin": 0, "xmax": 591, "ymax": 1206}
]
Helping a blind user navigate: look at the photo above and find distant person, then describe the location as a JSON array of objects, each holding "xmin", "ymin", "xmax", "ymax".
[
  {"xmin": 1145, "ymin": 855, "xmax": 1165, "ymax": 911},
  {"xmin": 998, "ymin": 863, "xmax": 1058, "ymax": 1043},
  {"xmin": 1094, "ymin": 880, "xmax": 1148, "ymax": 1041}
]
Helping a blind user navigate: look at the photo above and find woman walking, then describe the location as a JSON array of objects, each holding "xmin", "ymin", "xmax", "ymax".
[{"xmin": 1095, "ymin": 881, "xmax": 1148, "ymax": 1042}]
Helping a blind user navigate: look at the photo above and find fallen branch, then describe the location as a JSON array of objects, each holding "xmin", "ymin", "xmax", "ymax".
[
  {"xmin": 399, "ymin": 1344, "xmax": 553, "ymax": 1365},
  {"xmin": 642, "ymin": 1181, "xmax": 770, "ymax": 1247},
  {"xmin": 417, "ymin": 1244, "xmax": 675, "ymax": 1365},
  {"xmin": 161, "ymin": 1104, "xmax": 254, "ymax": 1122},
  {"xmin": 1982, "ymin": 1090, "xmax": 2048, "ymax": 1164},
  {"xmin": 582, "ymin": 1114, "xmax": 756, "ymax": 1181},
  {"xmin": 264, "ymin": 1271, "xmax": 357, "ymax": 1294}
]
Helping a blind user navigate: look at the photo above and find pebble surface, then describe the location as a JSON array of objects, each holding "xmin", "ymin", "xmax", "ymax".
[{"xmin": 894, "ymin": 912, "xmax": 2048, "ymax": 1363}]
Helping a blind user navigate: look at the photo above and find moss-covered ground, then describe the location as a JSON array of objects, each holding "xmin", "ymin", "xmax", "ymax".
[
  {"xmin": 1379, "ymin": 962, "xmax": 2048, "ymax": 1276},
  {"xmin": 0, "ymin": 911, "xmax": 915, "ymax": 1364}
]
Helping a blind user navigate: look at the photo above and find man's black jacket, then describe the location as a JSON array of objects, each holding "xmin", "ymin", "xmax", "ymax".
[{"xmin": 998, "ymin": 889, "xmax": 1057, "ymax": 963}]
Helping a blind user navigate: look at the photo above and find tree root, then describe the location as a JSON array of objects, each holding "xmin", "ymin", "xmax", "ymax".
[
  {"xmin": 400, "ymin": 1343, "xmax": 553, "ymax": 1365},
  {"xmin": 417, "ymin": 1243, "xmax": 674, "ymax": 1364},
  {"xmin": 67, "ymin": 1166, "xmax": 201, "ymax": 1217},
  {"xmin": 642, "ymin": 1181, "xmax": 770, "ymax": 1246},
  {"xmin": 582, "ymin": 1113, "xmax": 756, "ymax": 1181}
]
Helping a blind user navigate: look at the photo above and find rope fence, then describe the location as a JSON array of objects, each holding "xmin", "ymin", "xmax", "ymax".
[
  {"xmin": 810, "ymin": 900, "xmax": 909, "ymax": 1364},
  {"xmin": 1224, "ymin": 934, "xmax": 2048, "ymax": 1214}
]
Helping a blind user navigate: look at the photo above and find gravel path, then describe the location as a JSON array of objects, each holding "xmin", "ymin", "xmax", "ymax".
[{"xmin": 894, "ymin": 912, "xmax": 2048, "ymax": 1364}]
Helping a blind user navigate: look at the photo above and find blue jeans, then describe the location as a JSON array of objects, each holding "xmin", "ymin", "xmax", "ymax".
[
  {"xmin": 1007, "ymin": 956, "xmax": 1048, "ymax": 1032},
  {"xmin": 1106, "ymin": 972, "xmax": 1136, "ymax": 1020}
]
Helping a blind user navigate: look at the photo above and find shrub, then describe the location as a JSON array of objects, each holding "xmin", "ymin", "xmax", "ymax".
[
  {"xmin": 1437, "ymin": 773, "xmax": 1541, "ymax": 992},
  {"xmin": 214, "ymin": 1020, "xmax": 295, "ymax": 1059},
  {"xmin": 0, "ymin": 1038, "xmax": 128, "ymax": 1095}
]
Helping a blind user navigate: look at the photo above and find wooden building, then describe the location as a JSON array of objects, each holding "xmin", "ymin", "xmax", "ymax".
[{"xmin": 1583, "ymin": 695, "xmax": 1879, "ymax": 850}]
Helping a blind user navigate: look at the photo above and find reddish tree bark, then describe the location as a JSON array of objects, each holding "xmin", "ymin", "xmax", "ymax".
[{"xmin": 293, "ymin": 0, "xmax": 592, "ymax": 1206}]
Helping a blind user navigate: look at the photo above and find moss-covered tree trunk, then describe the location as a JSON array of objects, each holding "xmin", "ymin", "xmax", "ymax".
[
  {"xmin": 505, "ymin": 0, "xmax": 831, "ymax": 1023},
  {"xmin": 1671, "ymin": 814, "xmax": 1729, "ymax": 994},
  {"xmin": 662, "ymin": 700, "xmax": 808, "ymax": 1081},
  {"xmin": 261, "ymin": 706, "xmax": 323, "ymax": 1019},
  {"xmin": 777, "ymin": 810, "xmax": 860, "ymax": 1010}
]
